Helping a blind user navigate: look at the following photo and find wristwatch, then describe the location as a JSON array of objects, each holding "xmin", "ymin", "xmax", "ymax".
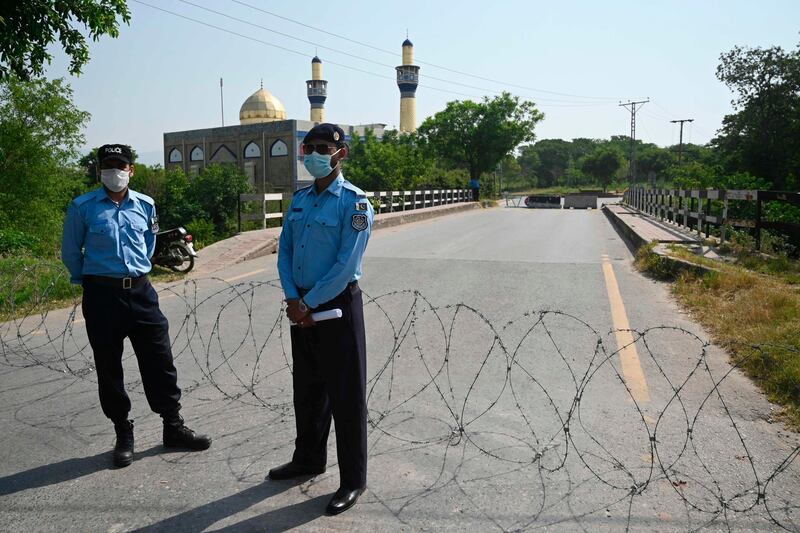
[{"xmin": 298, "ymin": 299, "xmax": 309, "ymax": 314}]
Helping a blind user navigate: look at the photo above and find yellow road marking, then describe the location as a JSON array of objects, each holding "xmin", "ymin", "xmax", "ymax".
[
  {"xmin": 601, "ymin": 256, "xmax": 650, "ymax": 403},
  {"xmin": 223, "ymin": 268, "xmax": 267, "ymax": 283}
]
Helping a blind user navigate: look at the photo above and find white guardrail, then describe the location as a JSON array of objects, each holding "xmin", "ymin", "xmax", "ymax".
[
  {"xmin": 239, "ymin": 189, "xmax": 474, "ymax": 230},
  {"xmin": 364, "ymin": 189, "xmax": 473, "ymax": 214}
]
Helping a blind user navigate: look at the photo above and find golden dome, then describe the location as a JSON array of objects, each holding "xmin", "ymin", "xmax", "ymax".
[{"xmin": 239, "ymin": 86, "xmax": 287, "ymax": 124}]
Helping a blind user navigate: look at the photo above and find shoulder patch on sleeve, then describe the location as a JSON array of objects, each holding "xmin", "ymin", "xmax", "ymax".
[
  {"xmin": 355, "ymin": 201, "xmax": 368, "ymax": 211},
  {"xmin": 351, "ymin": 213, "xmax": 369, "ymax": 231}
]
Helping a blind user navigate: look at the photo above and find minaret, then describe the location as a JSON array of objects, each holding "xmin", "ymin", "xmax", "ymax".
[
  {"xmin": 396, "ymin": 37, "xmax": 419, "ymax": 132},
  {"xmin": 307, "ymin": 56, "xmax": 327, "ymax": 122}
]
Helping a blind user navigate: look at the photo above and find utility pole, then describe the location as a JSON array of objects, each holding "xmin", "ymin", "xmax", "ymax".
[
  {"xmin": 219, "ymin": 77, "xmax": 225, "ymax": 126},
  {"xmin": 670, "ymin": 118, "xmax": 694, "ymax": 164},
  {"xmin": 619, "ymin": 99, "xmax": 649, "ymax": 182}
]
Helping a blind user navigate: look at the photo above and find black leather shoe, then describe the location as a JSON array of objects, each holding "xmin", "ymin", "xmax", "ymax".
[
  {"xmin": 267, "ymin": 462, "xmax": 325, "ymax": 480},
  {"xmin": 163, "ymin": 419, "xmax": 212, "ymax": 450},
  {"xmin": 113, "ymin": 420, "xmax": 134, "ymax": 468},
  {"xmin": 326, "ymin": 487, "xmax": 364, "ymax": 515}
]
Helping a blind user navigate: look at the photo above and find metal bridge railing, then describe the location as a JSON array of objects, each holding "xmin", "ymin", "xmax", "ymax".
[
  {"xmin": 363, "ymin": 189, "xmax": 473, "ymax": 214},
  {"xmin": 624, "ymin": 187, "xmax": 800, "ymax": 250},
  {"xmin": 238, "ymin": 188, "xmax": 474, "ymax": 231}
]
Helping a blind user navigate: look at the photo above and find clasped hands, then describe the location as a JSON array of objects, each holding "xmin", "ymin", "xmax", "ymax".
[{"xmin": 286, "ymin": 299, "xmax": 316, "ymax": 328}]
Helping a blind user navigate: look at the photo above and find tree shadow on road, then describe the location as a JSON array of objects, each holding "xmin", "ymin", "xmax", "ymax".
[
  {"xmin": 133, "ymin": 479, "xmax": 325, "ymax": 532},
  {"xmin": 0, "ymin": 445, "xmax": 163, "ymax": 496}
]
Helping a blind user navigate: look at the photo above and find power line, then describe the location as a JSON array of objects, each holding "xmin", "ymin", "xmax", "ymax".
[
  {"xmin": 619, "ymin": 99, "xmax": 649, "ymax": 182},
  {"xmin": 174, "ymin": 0, "xmax": 621, "ymax": 105},
  {"xmin": 130, "ymin": 0, "xmax": 478, "ymax": 99},
  {"xmin": 670, "ymin": 118, "xmax": 694, "ymax": 163},
  {"xmin": 133, "ymin": 0, "xmax": 622, "ymax": 109},
  {"xmin": 229, "ymin": 0, "xmax": 624, "ymax": 102}
]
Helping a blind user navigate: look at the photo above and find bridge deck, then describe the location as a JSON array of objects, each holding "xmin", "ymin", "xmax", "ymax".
[{"xmin": 606, "ymin": 203, "xmax": 699, "ymax": 244}]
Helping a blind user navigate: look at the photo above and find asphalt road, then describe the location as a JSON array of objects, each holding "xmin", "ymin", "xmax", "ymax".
[{"xmin": 1, "ymin": 206, "xmax": 798, "ymax": 532}]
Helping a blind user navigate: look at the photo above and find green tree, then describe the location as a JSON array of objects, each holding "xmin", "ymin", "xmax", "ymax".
[
  {"xmin": 159, "ymin": 167, "xmax": 197, "ymax": 230},
  {"xmin": 665, "ymin": 161, "xmax": 720, "ymax": 189},
  {"xmin": 0, "ymin": 76, "xmax": 89, "ymax": 253},
  {"xmin": 637, "ymin": 146, "xmax": 676, "ymax": 184},
  {"xmin": 346, "ymin": 128, "xmax": 460, "ymax": 191},
  {"xmin": 517, "ymin": 143, "xmax": 540, "ymax": 186},
  {"xmin": 417, "ymin": 92, "xmax": 543, "ymax": 183},
  {"xmin": 0, "ymin": 1, "xmax": 131, "ymax": 80},
  {"xmin": 529, "ymin": 139, "xmax": 571, "ymax": 188},
  {"xmin": 347, "ymin": 129, "xmax": 408, "ymax": 190},
  {"xmin": 497, "ymin": 154, "xmax": 522, "ymax": 191},
  {"xmin": 188, "ymin": 164, "xmax": 253, "ymax": 236},
  {"xmin": 712, "ymin": 42, "xmax": 800, "ymax": 190},
  {"xmin": 580, "ymin": 146, "xmax": 623, "ymax": 192},
  {"xmin": 670, "ymin": 143, "xmax": 716, "ymax": 167},
  {"xmin": 569, "ymin": 137, "xmax": 601, "ymax": 161}
]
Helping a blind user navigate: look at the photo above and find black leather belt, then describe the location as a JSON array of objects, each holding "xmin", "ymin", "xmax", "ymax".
[
  {"xmin": 298, "ymin": 280, "xmax": 357, "ymax": 297},
  {"xmin": 84, "ymin": 275, "xmax": 148, "ymax": 289}
]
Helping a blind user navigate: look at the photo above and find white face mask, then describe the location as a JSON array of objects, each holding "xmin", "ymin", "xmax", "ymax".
[{"xmin": 100, "ymin": 168, "xmax": 130, "ymax": 192}]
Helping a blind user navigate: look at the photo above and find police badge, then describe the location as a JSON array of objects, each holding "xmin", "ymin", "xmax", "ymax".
[{"xmin": 351, "ymin": 214, "xmax": 368, "ymax": 231}]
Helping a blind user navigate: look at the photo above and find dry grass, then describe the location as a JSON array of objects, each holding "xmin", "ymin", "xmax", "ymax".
[{"xmin": 636, "ymin": 244, "xmax": 800, "ymax": 428}]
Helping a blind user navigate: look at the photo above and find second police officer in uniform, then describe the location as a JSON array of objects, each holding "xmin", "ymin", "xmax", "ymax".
[
  {"xmin": 61, "ymin": 144, "xmax": 211, "ymax": 468},
  {"xmin": 273, "ymin": 124, "xmax": 374, "ymax": 515}
]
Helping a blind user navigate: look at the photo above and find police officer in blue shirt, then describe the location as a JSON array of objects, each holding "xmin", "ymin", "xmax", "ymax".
[
  {"xmin": 61, "ymin": 144, "xmax": 211, "ymax": 468},
  {"xmin": 272, "ymin": 124, "xmax": 374, "ymax": 515}
]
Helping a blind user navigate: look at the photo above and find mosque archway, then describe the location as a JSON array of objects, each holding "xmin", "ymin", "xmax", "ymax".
[
  {"xmin": 270, "ymin": 139, "xmax": 288, "ymax": 157},
  {"xmin": 244, "ymin": 141, "xmax": 261, "ymax": 158}
]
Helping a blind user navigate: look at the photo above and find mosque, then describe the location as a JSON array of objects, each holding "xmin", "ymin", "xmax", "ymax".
[{"xmin": 162, "ymin": 38, "xmax": 420, "ymax": 194}]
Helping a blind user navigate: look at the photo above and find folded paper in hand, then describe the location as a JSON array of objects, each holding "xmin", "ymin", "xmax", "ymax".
[{"xmin": 291, "ymin": 308, "xmax": 342, "ymax": 325}]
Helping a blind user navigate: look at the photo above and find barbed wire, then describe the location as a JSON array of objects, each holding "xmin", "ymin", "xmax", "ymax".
[{"xmin": 1, "ymin": 269, "xmax": 799, "ymax": 531}]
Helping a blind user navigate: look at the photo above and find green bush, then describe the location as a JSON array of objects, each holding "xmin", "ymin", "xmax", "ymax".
[
  {"xmin": 0, "ymin": 229, "xmax": 38, "ymax": 254},
  {"xmin": 1, "ymin": 77, "xmax": 90, "ymax": 256},
  {"xmin": 0, "ymin": 254, "xmax": 79, "ymax": 320},
  {"xmin": 186, "ymin": 217, "xmax": 217, "ymax": 250},
  {"xmin": 634, "ymin": 241, "xmax": 680, "ymax": 281}
]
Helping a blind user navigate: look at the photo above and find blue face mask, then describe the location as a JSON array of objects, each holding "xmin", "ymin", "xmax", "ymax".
[{"xmin": 303, "ymin": 149, "xmax": 341, "ymax": 179}]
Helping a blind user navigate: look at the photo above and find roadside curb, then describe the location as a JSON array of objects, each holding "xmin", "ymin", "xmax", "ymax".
[
  {"xmin": 602, "ymin": 204, "xmax": 647, "ymax": 249},
  {"xmin": 602, "ymin": 204, "xmax": 719, "ymax": 277}
]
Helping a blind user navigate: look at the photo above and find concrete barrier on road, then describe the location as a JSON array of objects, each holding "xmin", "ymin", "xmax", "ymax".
[
  {"xmin": 524, "ymin": 195, "xmax": 562, "ymax": 208},
  {"xmin": 563, "ymin": 194, "xmax": 598, "ymax": 209}
]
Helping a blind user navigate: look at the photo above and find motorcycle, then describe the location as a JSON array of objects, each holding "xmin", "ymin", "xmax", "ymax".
[{"xmin": 153, "ymin": 227, "xmax": 197, "ymax": 273}]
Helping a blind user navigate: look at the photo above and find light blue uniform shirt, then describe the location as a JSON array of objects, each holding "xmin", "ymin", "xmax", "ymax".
[
  {"xmin": 61, "ymin": 187, "xmax": 158, "ymax": 284},
  {"xmin": 278, "ymin": 174, "xmax": 374, "ymax": 309}
]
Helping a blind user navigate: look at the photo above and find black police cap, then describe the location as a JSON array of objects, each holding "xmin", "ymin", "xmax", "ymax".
[
  {"xmin": 98, "ymin": 144, "xmax": 133, "ymax": 164},
  {"xmin": 303, "ymin": 123, "xmax": 346, "ymax": 147}
]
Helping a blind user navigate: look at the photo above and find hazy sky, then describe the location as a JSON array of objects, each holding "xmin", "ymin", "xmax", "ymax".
[{"xmin": 42, "ymin": 0, "xmax": 800, "ymax": 165}]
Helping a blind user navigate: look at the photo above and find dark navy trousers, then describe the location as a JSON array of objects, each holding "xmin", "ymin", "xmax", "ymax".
[
  {"xmin": 290, "ymin": 282, "xmax": 368, "ymax": 490},
  {"xmin": 82, "ymin": 278, "xmax": 182, "ymax": 424}
]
